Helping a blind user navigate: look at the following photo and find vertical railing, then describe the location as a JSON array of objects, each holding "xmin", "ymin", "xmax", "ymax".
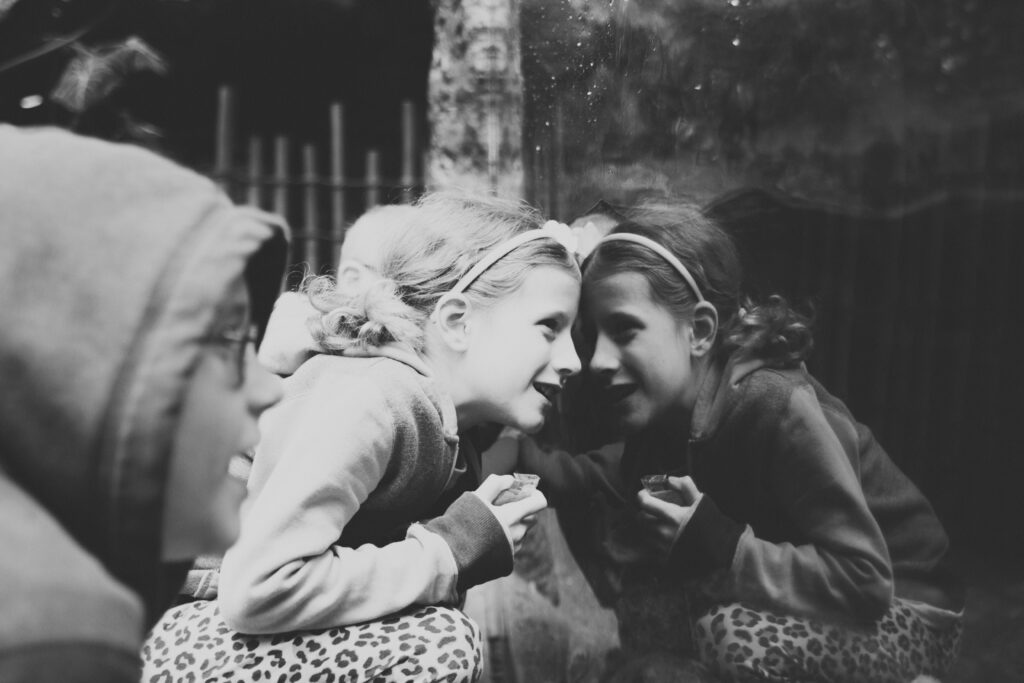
[
  {"xmin": 302, "ymin": 143, "xmax": 320, "ymax": 274},
  {"xmin": 214, "ymin": 86, "xmax": 234, "ymax": 195},
  {"xmin": 365, "ymin": 149, "xmax": 381, "ymax": 210},
  {"xmin": 246, "ymin": 136, "xmax": 263, "ymax": 208},
  {"xmin": 330, "ymin": 103, "xmax": 346, "ymax": 252},
  {"xmin": 212, "ymin": 85, "xmax": 425, "ymax": 280},
  {"xmin": 401, "ymin": 101, "xmax": 416, "ymax": 204},
  {"xmin": 272, "ymin": 134, "xmax": 289, "ymax": 219}
]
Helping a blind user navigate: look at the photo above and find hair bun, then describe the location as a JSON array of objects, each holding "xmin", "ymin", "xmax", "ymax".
[{"xmin": 308, "ymin": 275, "xmax": 425, "ymax": 352}]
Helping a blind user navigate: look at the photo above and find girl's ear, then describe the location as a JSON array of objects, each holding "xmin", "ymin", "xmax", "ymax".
[
  {"xmin": 690, "ymin": 301, "xmax": 718, "ymax": 358},
  {"xmin": 434, "ymin": 294, "xmax": 472, "ymax": 352}
]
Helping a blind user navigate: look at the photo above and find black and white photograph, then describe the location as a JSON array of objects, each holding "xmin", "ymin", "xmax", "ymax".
[{"xmin": 1, "ymin": 1, "xmax": 1021, "ymax": 681}]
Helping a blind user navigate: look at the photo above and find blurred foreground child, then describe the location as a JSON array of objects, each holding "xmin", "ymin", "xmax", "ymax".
[{"xmin": 0, "ymin": 125, "xmax": 287, "ymax": 682}]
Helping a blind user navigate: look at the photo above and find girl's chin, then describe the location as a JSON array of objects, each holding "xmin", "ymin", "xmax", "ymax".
[
  {"xmin": 514, "ymin": 417, "xmax": 545, "ymax": 435},
  {"xmin": 507, "ymin": 407, "xmax": 548, "ymax": 435},
  {"xmin": 614, "ymin": 407, "xmax": 651, "ymax": 434}
]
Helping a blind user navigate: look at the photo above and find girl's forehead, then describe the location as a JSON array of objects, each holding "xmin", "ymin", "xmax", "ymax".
[
  {"xmin": 515, "ymin": 263, "xmax": 580, "ymax": 286},
  {"xmin": 485, "ymin": 265, "xmax": 579, "ymax": 314},
  {"xmin": 584, "ymin": 270, "xmax": 652, "ymax": 302}
]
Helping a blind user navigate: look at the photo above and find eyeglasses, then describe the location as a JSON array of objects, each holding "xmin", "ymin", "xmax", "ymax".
[{"xmin": 205, "ymin": 323, "xmax": 258, "ymax": 388}]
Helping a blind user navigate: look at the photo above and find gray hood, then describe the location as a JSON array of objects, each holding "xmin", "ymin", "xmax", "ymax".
[{"xmin": 0, "ymin": 126, "xmax": 287, "ymax": 654}]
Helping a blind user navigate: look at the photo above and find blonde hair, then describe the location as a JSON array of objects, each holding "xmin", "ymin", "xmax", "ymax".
[
  {"xmin": 307, "ymin": 191, "xmax": 579, "ymax": 353},
  {"xmin": 338, "ymin": 204, "xmax": 418, "ymax": 266}
]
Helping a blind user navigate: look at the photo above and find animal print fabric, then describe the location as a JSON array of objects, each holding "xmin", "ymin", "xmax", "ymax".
[
  {"xmin": 691, "ymin": 598, "xmax": 962, "ymax": 683},
  {"xmin": 142, "ymin": 599, "xmax": 483, "ymax": 683}
]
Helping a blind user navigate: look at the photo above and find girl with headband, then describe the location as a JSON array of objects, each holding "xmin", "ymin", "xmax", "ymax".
[
  {"xmin": 142, "ymin": 191, "xmax": 581, "ymax": 683},
  {"xmin": 515, "ymin": 200, "xmax": 964, "ymax": 682}
]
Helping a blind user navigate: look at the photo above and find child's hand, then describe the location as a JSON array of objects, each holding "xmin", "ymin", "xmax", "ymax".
[
  {"xmin": 637, "ymin": 475, "xmax": 703, "ymax": 555},
  {"xmin": 473, "ymin": 474, "xmax": 548, "ymax": 554}
]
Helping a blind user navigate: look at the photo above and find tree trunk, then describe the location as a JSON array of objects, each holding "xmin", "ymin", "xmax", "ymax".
[{"xmin": 427, "ymin": 0, "xmax": 523, "ymax": 197}]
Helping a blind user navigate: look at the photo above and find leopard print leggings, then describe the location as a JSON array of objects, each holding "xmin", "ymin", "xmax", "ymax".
[
  {"xmin": 141, "ymin": 599, "xmax": 483, "ymax": 683},
  {"xmin": 692, "ymin": 598, "xmax": 963, "ymax": 683}
]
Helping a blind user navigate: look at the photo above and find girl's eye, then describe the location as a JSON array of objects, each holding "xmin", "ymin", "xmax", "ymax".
[
  {"xmin": 538, "ymin": 318, "xmax": 561, "ymax": 339},
  {"xmin": 205, "ymin": 323, "xmax": 257, "ymax": 387},
  {"xmin": 609, "ymin": 325, "xmax": 638, "ymax": 344}
]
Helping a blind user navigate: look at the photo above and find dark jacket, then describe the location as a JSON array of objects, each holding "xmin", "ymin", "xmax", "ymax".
[
  {"xmin": 0, "ymin": 125, "xmax": 287, "ymax": 682},
  {"xmin": 523, "ymin": 354, "xmax": 963, "ymax": 628}
]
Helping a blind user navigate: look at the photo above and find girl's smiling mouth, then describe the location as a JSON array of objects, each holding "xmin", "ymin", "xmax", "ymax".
[
  {"xmin": 603, "ymin": 382, "xmax": 637, "ymax": 404},
  {"xmin": 532, "ymin": 381, "xmax": 562, "ymax": 404}
]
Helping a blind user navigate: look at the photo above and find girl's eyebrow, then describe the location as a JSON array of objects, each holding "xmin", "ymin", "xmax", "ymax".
[
  {"xmin": 602, "ymin": 310, "xmax": 643, "ymax": 327},
  {"xmin": 537, "ymin": 311, "xmax": 571, "ymax": 329}
]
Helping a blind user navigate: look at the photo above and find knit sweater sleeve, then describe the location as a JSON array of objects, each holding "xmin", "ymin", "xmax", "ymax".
[
  {"xmin": 672, "ymin": 382, "xmax": 893, "ymax": 621},
  {"xmin": 421, "ymin": 492, "xmax": 513, "ymax": 592},
  {"xmin": 218, "ymin": 372, "xmax": 464, "ymax": 634}
]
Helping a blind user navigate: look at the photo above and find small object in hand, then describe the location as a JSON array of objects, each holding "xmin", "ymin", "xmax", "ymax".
[
  {"xmin": 640, "ymin": 473, "xmax": 689, "ymax": 505},
  {"xmin": 493, "ymin": 473, "xmax": 540, "ymax": 505}
]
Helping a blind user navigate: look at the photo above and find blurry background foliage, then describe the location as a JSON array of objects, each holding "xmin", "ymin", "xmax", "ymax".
[{"xmin": 522, "ymin": 0, "xmax": 1024, "ymax": 211}]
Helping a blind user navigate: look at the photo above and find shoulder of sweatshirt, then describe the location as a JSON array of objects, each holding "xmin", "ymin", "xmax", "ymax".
[
  {"xmin": 276, "ymin": 354, "xmax": 451, "ymax": 436},
  {"xmin": 715, "ymin": 364, "xmax": 806, "ymax": 429}
]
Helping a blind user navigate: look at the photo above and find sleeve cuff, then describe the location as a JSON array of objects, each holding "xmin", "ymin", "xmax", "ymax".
[
  {"xmin": 179, "ymin": 555, "xmax": 223, "ymax": 600},
  {"xmin": 668, "ymin": 494, "xmax": 744, "ymax": 579},
  {"xmin": 423, "ymin": 492, "xmax": 513, "ymax": 592}
]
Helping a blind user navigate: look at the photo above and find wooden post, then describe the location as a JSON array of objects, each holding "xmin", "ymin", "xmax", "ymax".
[
  {"xmin": 401, "ymin": 100, "xmax": 417, "ymax": 204},
  {"xmin": 272, "ymin": 135, "xmax": 289, "ymax": 221},
  {"xmin": 214, "ymin": 85, "xmax": 235, "ymax": 195},
  {"xmin": 330, "ymin": 102, "xmax": 346, "ymax": 268},
  {"xmin": 428, "ymin": 0, "xmax": 524, "ymax": 197},
  {"xmin": 246, "ymin": 136, "xmax": 263, "ymax": 208},
  {"xmin": 365, "ymin": 149, "xmax": 380, "ymax": 209},
  {"xmin": 302, "ymin": 143, "xmax": 320, "ymax": 275}
]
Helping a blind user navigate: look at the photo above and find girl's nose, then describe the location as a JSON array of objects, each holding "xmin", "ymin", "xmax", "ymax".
[
  {"xmin": 246, "ymin": 354, "xmax": 283, "ymax": 415},
  {"xmin": 552, "ymin": 329, "xmax": 582, "ymax": 379},
  {"xmin": 587, "ymin": 333, "xmax": 619, "ymax": 378}
]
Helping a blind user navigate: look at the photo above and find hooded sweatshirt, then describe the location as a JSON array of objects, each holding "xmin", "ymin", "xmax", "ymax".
[
  {"xmin": 0, "ymin": 125, "xmax": 287, "ymax": 682},
  {"xmin": 218, "ymin": 344, "xmax": 513, "ymax": 634},
  {"xmin": 521, "ymin": 355, "xmax": 963, "ymax": 631}
]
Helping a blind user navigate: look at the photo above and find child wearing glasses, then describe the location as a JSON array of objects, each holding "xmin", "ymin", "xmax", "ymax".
[{"xmin": 0, "ymin": 125, "xmax": 287, "ymax": 683}]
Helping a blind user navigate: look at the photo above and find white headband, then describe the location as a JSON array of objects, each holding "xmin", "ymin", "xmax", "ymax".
[
  {"xmin": 448, "ymin": 220, "xmax": 579, "ymax": 295},
  {"xmin": 598, "ymin": 233, "xmax": 706, "ymax": 303}
]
